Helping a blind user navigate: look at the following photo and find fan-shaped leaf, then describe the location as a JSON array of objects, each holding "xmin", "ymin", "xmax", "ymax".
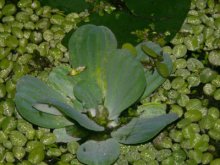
[
  {"xmin": 111, "ymin": 113, "xmax": 178, "ymax": 144},
  {"xmin": 15, "ymin": 76, "xmax": 73, "ymax": 128},
  {"xmin": 77, "ymin": 138, "xmax": 120, "ymax": 165},
  {"xmin": 68, "ymin": 24, "xmax": 109, "ymax": 100},
  {"xmin": 104, "ymin": 49, "xmax": 146, "ymax": 120},
  {"xmin": 68, "ymin": 24, "xmax": 117, "ymax": 92}
]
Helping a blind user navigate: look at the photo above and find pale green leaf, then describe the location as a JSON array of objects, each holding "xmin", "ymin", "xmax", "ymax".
[
  {"xmin": 48, "ymin": 66, "xmax": 84, "ymax": 111},
  {"xmin": 77, "ymin": 138, "xmax": 120, "ymax": 165},
  {"xmin": 68, "ymin": 25, "xmax": 146, "ymax": 119},
  {"xmin": 48, "ymin": 66, "xmax": 75, "ymax": 101},
  {"xmin": 37, "ymin": 98, "xmax": 104, "ymax": 132},
  {"xmin": 53, "ymin": 128, "xmax": 79, "ymax": 143},
  {"xmin": 137, "ymin": 102, "xmax": 167, "ymax": 118},
  {"xmin": 104, "ymin": 50, "xmax": 146, "ymax": 119},
  {"xmin": 73, "ymin": 80, "xmax": 103, "ymax": 109},
  {"xmin": 111, "ymin": 113, "xmax": 178, "ymax": 144},
  {"xmin": 68, "ymin": 24, "xmax": 117, "ymax": 93},
  {"xmin": 15, "ymin": 76, "xmax": 73, "ymax": 128},
  {"xmin": 33, "ymin": 103, "xmax": 62, "ymax": 116}
]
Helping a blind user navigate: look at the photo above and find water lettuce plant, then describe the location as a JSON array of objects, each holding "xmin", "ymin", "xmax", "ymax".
[{"xmin": 15, "ymin": 24, "xmax": 178, "ymax": 165}]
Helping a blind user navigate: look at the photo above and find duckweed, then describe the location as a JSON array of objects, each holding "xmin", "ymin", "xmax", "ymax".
[{"xmin": 0, "ymin": 0, "xmax": 220, "ymax": 164}]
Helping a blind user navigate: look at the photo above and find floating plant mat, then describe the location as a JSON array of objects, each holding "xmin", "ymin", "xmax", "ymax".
[{"xmin": 1, "ymin": 0, "xmax": 220, "ymax": 164}]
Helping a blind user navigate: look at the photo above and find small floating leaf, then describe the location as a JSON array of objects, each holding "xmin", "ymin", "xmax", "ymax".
[
  {"xmin": 141, "ymin": 45, "xmax": 159, "ymax": 59},
  {"xmin": 122, "ymin": 43, "xmax": 137, "ymax": 57},
  {"xmin": 155, "ymin": 61, "xmax": 170, "ymax": 78}
]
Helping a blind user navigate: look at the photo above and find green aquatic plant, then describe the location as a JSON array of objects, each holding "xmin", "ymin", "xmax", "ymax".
[
  {"xmin": 15, "ymin": 24, "xmax": 178, "ymax": 165},
  {"xmin": 39, "ymin": 0, "xmax": 191, "ymax": 45}
]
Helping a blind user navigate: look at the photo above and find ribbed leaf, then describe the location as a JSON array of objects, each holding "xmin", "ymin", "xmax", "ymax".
[
  {"xmin": 15, "ymin": 76, "xmax": 73, "ymax": 128},
  {"xmin": 111, "ymin": 113, "xmax": 178, "ymax": 144},
  {"xmin": 104, "ymin": 49, "xmax": 146, "ymax": 120},
  {"xmin": 47, "ymin": 66, "xmax": 84, "ymax": 111},
  {"xmin": 68, "ymin": 24, "xmax": 117, "ymax": 93},
  {"xmin": 36, "ymin": 98, "xmax": 104, "ymax": 132},
  {"xmin": 73, "ymin": 80, "xmax": 103, "ymax": 109},
  {"xmin": 136, "ymin": 42, "xmax": 173, "ymax": 99},
  {"xmin": 48, "ymin": 66, "xmax": 75, "ymax": 101},
  {"xmin": 77, "ymin": 138, "xmax": 120, "ymax": 165},
  {"xmin": 68, "ymin": 25, "xmax": 146, "ymax": 119}
]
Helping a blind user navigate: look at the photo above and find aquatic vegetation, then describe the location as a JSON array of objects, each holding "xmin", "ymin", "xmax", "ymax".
[
  {"xmin": 15, "ymin": 24, "xmax": 177, "ymax": 165},
  {"xmin": 39, "ymin": 0, "xmax": 191, "ymax": 45},
  {"xmin": 1, "ymin": 0, "xmax": 220, "ymax": 164}
]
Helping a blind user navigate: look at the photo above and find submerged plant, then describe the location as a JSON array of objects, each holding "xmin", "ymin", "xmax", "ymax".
[{"xmin": 15, "ymin": 24, "xmax": 178, "ymax": 165}]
